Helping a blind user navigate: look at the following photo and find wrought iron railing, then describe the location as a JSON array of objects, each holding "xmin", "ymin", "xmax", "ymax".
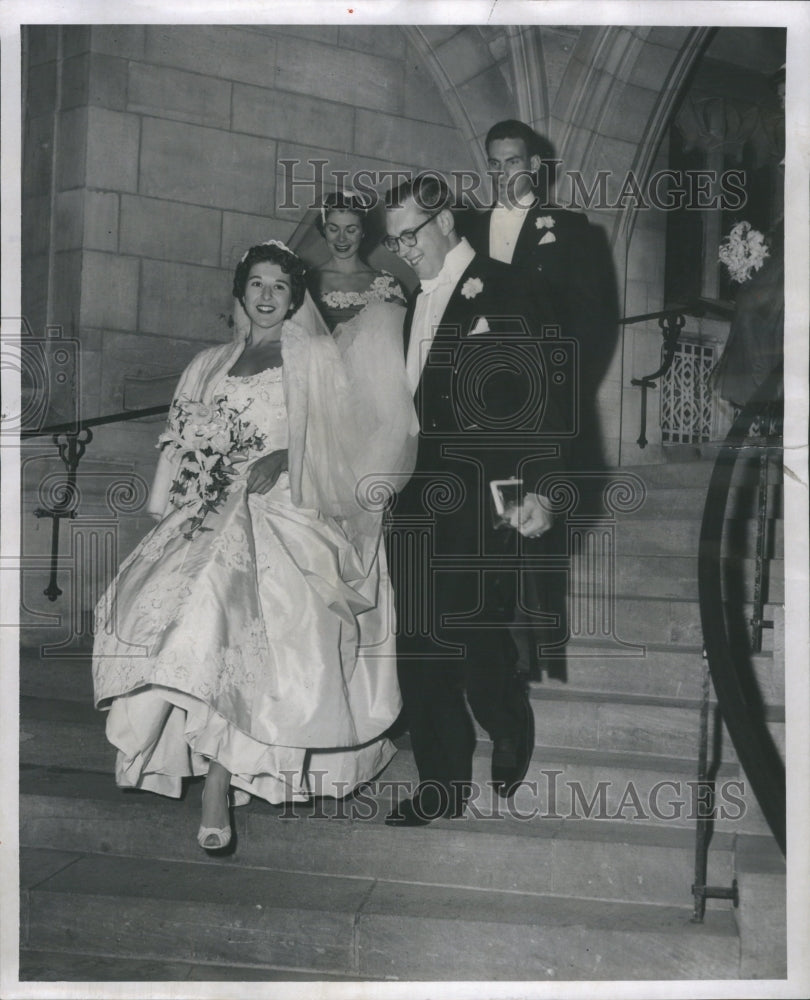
[
  {"xmin": 623, "ymin": 298, "xmax": 734, "ymax": 448},
  {"xmin": 21, "ymin": 403, "xmax": 170, "ymax": 600},
  {"xmin": 692, "ymin": 365, "xmax": 785, "ymax": 922}
]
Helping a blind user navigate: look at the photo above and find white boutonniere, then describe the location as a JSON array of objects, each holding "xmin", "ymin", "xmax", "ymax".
[
  {"xmin": 535, "ymin": 215, "xmax": 557, "ymax": 245},
  {"xmin": 718, "ymin": 221, "xmax": 770, "ymax": 284},
  {"xmin": 461, "ymin": 277, "xmax": 484, "ymax": 299}
]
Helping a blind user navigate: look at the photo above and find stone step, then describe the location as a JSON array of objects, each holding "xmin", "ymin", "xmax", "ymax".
[
  {"xmin": 19, "ymin": 665, "xmax": 786, "ymax": 761},
  {"xmin": 20, "ymin": 764, "xmax": 743, "ymax": 908},
  {"xmin": 582, "ymin": 555, "xmax": 784, "ymax": 603},
  {"xmin": 567, "ymin": 596, "xmax": 780, "ymax": 650},
  {"xmin": 546, "ymin": 645, "xmax": 784, "ymax": 705},
  {"xmin": 18, "ymin": 707, "xmax": 770, "ymax": 836},
  {"xmin": 20, "ymin": 688, "xmax": 756, "ymax": 778},
  {"xmin": 618, "ymin": 458, "xmax": 781, "ymax": 489},
  {"xmin": 734, "ymin": 835, "xmax": 787, "ymax": 978},
  {"xmin": 457, "ymin": 746, "xmax": 770, "ymax": 838},
  {"xmin": 20, "ymin": 628, "xmax": 785, "ymax": 709},
  {"xmin": 618, "ymin": 485, "xmax": 782, "ymax": 521},
  {"xmin": 20, "ymin": 650, "xmax": 95, "ymax": 703},
  {"xmin": 614, "ymin": 518, "xmax": 783, "ymax": 558},
  {"xmin": 19, "ymin": 949, "xmax": 378, "ymax": 983},
  {"xmin": 20, "ymin": 847, "xmax": 742, "ymax": 980},
  {"xmin": 520, "ymin": 690, "xmax": 783, "ymax": 760}
]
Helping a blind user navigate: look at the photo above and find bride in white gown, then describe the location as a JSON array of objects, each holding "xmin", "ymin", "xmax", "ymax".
[{"xmin": 92, "ymin": 240, "xmax": 416, "ymax": 851}]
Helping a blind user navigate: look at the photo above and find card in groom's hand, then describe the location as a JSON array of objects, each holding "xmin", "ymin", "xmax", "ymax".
[{"xmin": 489, "ymin": 478, "xmax": 523, "ymax": 529}]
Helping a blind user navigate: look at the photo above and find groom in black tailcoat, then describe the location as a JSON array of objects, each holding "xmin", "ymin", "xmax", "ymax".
[
  {"xmin": 383, "ymin": 174, "xmax": 571, "ymax": 826},
  {"xmin": 460, "ymin": 119, "xmax": 619, "ymax": 472}
]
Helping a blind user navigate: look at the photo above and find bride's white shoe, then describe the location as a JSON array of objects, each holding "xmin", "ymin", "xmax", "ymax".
[
  {"xmin": 197, "ymin": 823, "xmax": 231, "ymax": 851},
  {"xmin": 198, "ymin": 784, "xmax": 232, "ymax": 851}
]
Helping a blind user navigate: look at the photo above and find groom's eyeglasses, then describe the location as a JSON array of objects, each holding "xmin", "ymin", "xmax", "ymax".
[{"xmin": 382, "ymin": 211, "xmax": 442, "ymax": 254}]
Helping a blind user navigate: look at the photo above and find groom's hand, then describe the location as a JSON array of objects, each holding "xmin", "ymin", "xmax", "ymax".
[
  {"xmin": 246, "ymin": 449, "xmax": 289, "ymax": 494},
  {"xmin": 507, "ymin": 493, "xmax": 554, "ymax": 539}
]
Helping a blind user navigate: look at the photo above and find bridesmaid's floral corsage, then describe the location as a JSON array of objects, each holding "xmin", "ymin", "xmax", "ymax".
[
  {"xmin": 158, "ymin": 394, "xmax": 265, "ymax": 540},
  {"xmin": 461, "ymin": 277, "xmax": 484, "ymax": 299},
  {"xmin": 536, "ymin": 215, "xmax": 556, "ymax": 245},
  {"xmin": 321, "ymin": 273, "xmax": 406, "ymax": 310},
  {"xmin": 718, "ymin": 221, "xmax": 770, "ymax": 284}
]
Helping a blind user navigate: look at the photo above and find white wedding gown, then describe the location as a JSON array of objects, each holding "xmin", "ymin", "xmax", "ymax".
[{"xmin": 93, "ymin": 360, "xmax": 401, "ymax": 804}]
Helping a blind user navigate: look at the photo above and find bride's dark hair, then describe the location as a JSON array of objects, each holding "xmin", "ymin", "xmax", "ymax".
[{"xmin": 233, "ymin": 242, "xmax": 308, "ymax": 316}]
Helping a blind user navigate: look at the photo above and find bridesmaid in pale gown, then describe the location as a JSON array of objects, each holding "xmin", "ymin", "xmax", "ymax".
[
  {"xmin": 306, "ymin": 191, "xmax": 407, "ymax": 332},
  {"xmin": 93, "ymin": 241, "xmax": 416, "ymax": 852}
]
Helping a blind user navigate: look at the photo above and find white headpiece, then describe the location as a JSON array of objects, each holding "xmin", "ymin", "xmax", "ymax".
[
  {"xmin": 239, "ymin": 239, "xmax": 299, "ymax": 262},
  {"xmin": 320, "ymin": 190, "xmax": 372, "ymax": 228}
]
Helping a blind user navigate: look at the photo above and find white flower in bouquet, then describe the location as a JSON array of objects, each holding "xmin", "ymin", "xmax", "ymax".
[
  {"xmin": 718, "ymin": 221, "xmax": 770, "ymax": 285},
  {"xmin": 157, "ymin": 393, "xmax": 266, "ymax": 540}
]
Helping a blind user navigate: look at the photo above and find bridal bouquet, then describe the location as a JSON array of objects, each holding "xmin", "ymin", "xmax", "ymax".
[
  {"xmin": 718, "ymin": 221, "xmax": 770, "ymax": 284},
  {"xmin": 158, "ymin": 394, "xmax": 265, "ymax": 539}
]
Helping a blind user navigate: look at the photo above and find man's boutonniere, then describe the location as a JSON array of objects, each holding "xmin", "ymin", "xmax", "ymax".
[
  {"xmin": 718, "ymin": 221, "xmax": 769, "ymax": 284},
  {"xmin": 535, "ymin": 215, "xmax": 556, "ymax": 245},
  {"xmin": 461, "ymin": 277, "xmax": 484, "ymax": 299}
]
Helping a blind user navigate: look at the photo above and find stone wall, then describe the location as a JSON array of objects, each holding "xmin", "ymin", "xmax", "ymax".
[
  {"xmin": 19, "ymin": 24, "xmax": 479, "ymax": 642},
  {"xmin": 24, "ymin": 25, "xmax": 475, "ymax": 446}
]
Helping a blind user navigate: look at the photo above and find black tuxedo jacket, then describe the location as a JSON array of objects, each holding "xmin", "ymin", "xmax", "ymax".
[
  {"xmin": 460, "ymin": 205, "xmax": 619, "ymax": 468},
  {"xmin": 461, "ymin": 205, "xmax": 598, "ymax": 335},
  {"xmin": 396, "ymin": 251, "xmax": 569, "ymax": 554}
]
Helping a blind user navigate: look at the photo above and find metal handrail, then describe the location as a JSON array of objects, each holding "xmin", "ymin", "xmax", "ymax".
[
  {"xmin": 22, "ymin": 401, "xmax": 172, "ymax": 601},
  {"xmin": 697, "ymin": 366, "xmax": 785, "ymax": 857},
  {"xmin": 21, "ymin": 402, "xmax": 170, "ymax": 439},
  {"xmin": 619, "ymin": 297, "xmax": 735, "ymax": 327},
  {"xmin": 621, "ymin": 299, "xmax": 734, "ymax": 449}
]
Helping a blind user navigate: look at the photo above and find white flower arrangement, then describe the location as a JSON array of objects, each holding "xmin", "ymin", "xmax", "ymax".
[
  {"xmin": 370, "ymin": 273, "xmax": 407, "ymax": 302},
  {"xmin": 321, "ymin": 289, "xmax": 366, "ymax": 309},
  {"xmin": 321, "ymin": 273, "xmax": 406, "ymax": 310},
  {"xmin": 158, "ymin": 394, "xmax": 265, "ymax": 540},
  {"xmin": 718, "ymin": 221, "xmax": 770, "ymax": 284},
  {"xmin": 461, "ymin": 277, "xmax": 484, "ymax": 299}
]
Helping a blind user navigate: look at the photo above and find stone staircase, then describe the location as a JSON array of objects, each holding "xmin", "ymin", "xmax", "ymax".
[{"xmin": 18, "ymin": 458, "xmax": 786, "ymax": 983}]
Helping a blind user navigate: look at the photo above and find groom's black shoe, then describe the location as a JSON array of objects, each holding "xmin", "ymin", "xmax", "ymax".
[
  {"xmin": 385, "ymin": 784, "xmax": 467, "ymax": 826},
  {"xmin": 492, "ymin": 688, "xmax": 534, "ymax": 799},
  {"xmin": 385, "ymin": 796, "xmax": 432, "ymax": 827}
]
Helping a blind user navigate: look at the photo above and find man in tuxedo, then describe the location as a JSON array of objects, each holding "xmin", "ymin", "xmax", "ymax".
[
  {"xmin": 383, "ymin": 173, "xmax": 569, "ymax": 826},
  {"xmin": 460, "ymin": 121, "xmax": 621, "ymax": 682},
  {"xmin": 462, "ymin": 119, "xmax": 619, "ymax": 472}
]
